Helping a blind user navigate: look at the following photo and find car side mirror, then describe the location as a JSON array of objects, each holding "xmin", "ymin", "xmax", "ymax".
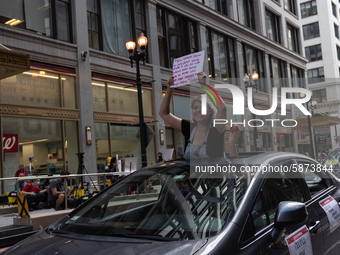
[{"xmin": 271, "ymin": 201, "xmax": 308, "ymax": 244}]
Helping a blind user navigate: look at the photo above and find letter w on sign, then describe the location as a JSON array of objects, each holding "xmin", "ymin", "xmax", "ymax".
[{"xmin": 3, "ymin": 134, "xmax": 18, "ymax": 153}]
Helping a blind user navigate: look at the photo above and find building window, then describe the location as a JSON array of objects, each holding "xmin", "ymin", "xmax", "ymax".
[
  {"xmin": 303, "ymin": 22, "xmax": 319, "ymax": 40},
  {"xmin": 312, "ymin": 89, "xmax": 327, "ymax": 103},
  {"xmin": 308, "ymin": 67, "xmax": 324, "ymax": 84},
  {"xmin": 291, "ymin": 65, "xmax": 305, "ymax": 91},
  {"xmin": 266, "ymin": 10, "xmax": 281, "ymax": 43},
  {"xmin": 335, "ymin": 24, "xmax": 340, "ymax": 39},
  {"xmin": 270, "ymin": 56, "xmax": 288, "ymax": 96},
  {"xmin": 337, "ymin": 45, "xmax": 340, "ymax": 60},
  {"xmin": 305, "ymin": 44, "xmax": 322, "ymax": 62},
  {"xmin": 206, "ymin": 29, "xmax": 237, "ymax": 84},
  {"xmin": 285, "ymin": 0, "xmax": 297, "ymax": 15},
  {"xmin": 332, "ymin": 2, "xmax": 337, "ymax": 17},
  {"xmin": 87, "ymin": 0, "xmax": 101, "ymax": 50},
  {"xmin": 91, "ymin": 79, "xmax": 153, "ymax": 116},
  {"xmin": 199, "ymin": 0, "xmax": 228, "ymax": 15},
  {"xmin": 300, "ymin": 0, "xmax": 317, "ymax": 18},
  {"xmin": 243, "ymin": 44, "xmax": 266, "ymax": 92},
  {"xmin": 237, "ymin": 0, "xmax": 255, "ymax": 30},
  {"xmin": 0, "ymin": 0, "xmax": 72, "ymax": 42},
  {"xmin": 287, "ymin": 24, "xmax": 300, "ymax": 53},
  {"xmin": 157, "ymin": 6, "xmax": 198, "ymax": 68},
  {"xmin": 0, "ymin": 69, "xmax": 76, "ymax": 109},
  {"xmin": 87, "ymin": 0, "xmax": 147, "ymax": 58}
]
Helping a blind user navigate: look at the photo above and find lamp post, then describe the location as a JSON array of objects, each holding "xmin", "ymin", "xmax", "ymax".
[
  {"xmin": 300, "ymin": 92, "xmax": 317, "ymax": 160},
  {"xmin": 126, "ymin": 33, "xmax": 148, "ymax": 167},
  {"xmin": 244, "ymin": 72, "xmax": 259, "ymax": 151}
]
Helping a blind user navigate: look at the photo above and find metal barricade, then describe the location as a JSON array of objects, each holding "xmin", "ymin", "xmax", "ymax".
[{"xmin": 0, "ymin": 171, "xmax": 131, "ymax": 215}]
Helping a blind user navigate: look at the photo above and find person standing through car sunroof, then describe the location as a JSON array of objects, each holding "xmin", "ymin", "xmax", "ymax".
[{"xmin": 160, "ymin": 72, "xmax": 240, "ymax": 160}]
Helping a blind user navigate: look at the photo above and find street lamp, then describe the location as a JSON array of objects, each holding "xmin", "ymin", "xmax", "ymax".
[
  {"xmin": 244, "ymin": 71, "xmax": 259, "ymax": 150},
  {"xmin": 126, "ymin": 33, "xmax": 148, "ymax": 167},
  {"xmin": 299, "ymin": 92, "xmax": 317, "ymax": 160},
  {"xmin": 243, "ymin": 71, "xmax": 259, "ymax": 91}
]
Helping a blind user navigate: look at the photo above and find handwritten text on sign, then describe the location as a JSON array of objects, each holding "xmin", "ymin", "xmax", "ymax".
[
  {"xmin": 3, "ymin": 134, "xmax": 18, "ymax": 153},
  {"xmin": 285, "ymin": 225, "xmax": 313, "ymax": 255},
  {"xmin": 171, "ymin": 50, "xmax": 205, "ymax": 88},
  {"xmin": 319, "ymin": 196, "xmax": 340, "ymax": 233}
]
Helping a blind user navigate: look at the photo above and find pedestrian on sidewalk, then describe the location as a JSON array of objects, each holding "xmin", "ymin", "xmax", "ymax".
[
  {"xmin": 48, "ymin": 170, "xmax": 80, "ymax": 211},
  {"xmin": 21, "ymin": 179, "xmax": 47, "ymax": 211},
  {"xmin": 14, "ymin": 164, "xmax": 27, "ymax": 191}
]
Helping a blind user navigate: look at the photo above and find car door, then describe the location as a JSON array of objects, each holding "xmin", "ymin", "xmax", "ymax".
[
  {"xmin": 240, "ymin": 160, "xmax": 322, "ymax": 255},
  {"xmin": 295, "ymin": 158, "xmax": 340, "ymax": 255}
]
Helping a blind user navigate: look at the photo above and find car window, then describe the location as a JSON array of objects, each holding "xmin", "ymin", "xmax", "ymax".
[
  {"xmin": 250, "ymin": 168, "xmax": 305, "ymax": 234},
  {"xmin": 324, "ymin": 150, "xmax": 340, "ymax": 168},
  {"xmin": 251, "ymin": 194, "xmax": 267, "ymax": 233},
  {"xmin": 296, "ymin": 160, "xmax": 329, "ymax": 198},
  {"xmin": 58, "ymin": 166, "xmax": 250, "ymax": 240}
]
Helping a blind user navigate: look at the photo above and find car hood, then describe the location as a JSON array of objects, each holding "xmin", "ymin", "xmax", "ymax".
[{"xmin": 4, "ymin": 230, "xmax": 207, "ymax": 255}]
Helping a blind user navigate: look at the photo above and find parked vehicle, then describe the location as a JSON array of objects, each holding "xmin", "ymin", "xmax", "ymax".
[{"xmin": 3, "ymin": 152, "xmax": 340, "ymax": 255}]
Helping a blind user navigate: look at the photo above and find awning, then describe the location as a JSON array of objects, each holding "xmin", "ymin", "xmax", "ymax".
[
  {"xmin": 296, "ymin": 116, "xmax": 340, "ymax": 128},
  {"xmin": 0, "ymin": 49, "xmax": 30, "ymax": 80}
]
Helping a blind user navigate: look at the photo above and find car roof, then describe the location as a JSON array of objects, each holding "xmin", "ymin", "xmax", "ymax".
[{"xmin": 143, "ymin": 151, "xmax": 314, "ymax": 170}]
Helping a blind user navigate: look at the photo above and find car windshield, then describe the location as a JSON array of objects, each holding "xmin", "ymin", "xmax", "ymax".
[
  {"xmin": 323, "ymin": 150, "xmax": 340, "ymax": 168},
  {"xmin": 59, "ymin": 164, "xmax": 249, "ymax": 240}
]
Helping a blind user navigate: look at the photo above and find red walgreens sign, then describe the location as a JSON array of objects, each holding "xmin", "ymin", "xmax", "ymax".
[{"xmin": 3, "ymin": 134, "xmax": 18, "ymax": 153}]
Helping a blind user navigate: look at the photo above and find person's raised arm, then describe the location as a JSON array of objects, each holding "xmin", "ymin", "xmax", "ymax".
[{"xmin": 159, "ymin": 75, "xmax": 182, "ymax": 132}]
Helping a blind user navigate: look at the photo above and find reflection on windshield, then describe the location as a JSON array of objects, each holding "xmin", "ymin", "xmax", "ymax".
[{"xmin": 59, "ymin": 166, "xmax": 248, "ymax": 240}]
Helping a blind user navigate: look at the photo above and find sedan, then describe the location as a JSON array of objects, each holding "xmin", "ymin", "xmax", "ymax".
[{"xmin": 3, "ymin": 152, "xmax": 340, "ymax": 255}]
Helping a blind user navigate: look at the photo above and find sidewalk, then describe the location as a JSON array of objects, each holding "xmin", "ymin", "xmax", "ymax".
[{"xmin": 0, "ymin": 208, "xmax": 55, "ymax": 228}]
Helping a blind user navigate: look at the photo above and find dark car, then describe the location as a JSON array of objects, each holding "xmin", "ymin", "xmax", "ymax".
[{"xmin": 3, "ymin": 152, "xmax": 340, "ymax": 255}]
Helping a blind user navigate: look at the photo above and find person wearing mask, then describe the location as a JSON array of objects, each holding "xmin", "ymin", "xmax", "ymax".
[
  {"xmin": 156, "ymin": 152, "xmax": 164, "ymax": 163},
  {"xmin": 48, "ymin": 170, "xmax": 77, "ymax": 211},
  {"xmin": 22, "ymin": 179, "xmax": 47, "ymax": 211},
  {"xmin": 14, "ymin": 164, "xmax": 27, "ymax": 191}
]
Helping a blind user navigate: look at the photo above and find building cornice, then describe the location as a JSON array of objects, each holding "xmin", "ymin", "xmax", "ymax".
[
  {"xmin": 93, "ymin": 112, "xmax": 154, "ymax": 123},
  {"xmin": 0, "ymin": 104, "xmax": 79, "ymax": 119}
]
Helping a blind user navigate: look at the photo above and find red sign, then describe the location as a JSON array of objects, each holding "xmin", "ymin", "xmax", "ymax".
[
  {"xmin": 286, "ymin": 226, "xmax": 308, "ymax": 245},
  {"xmin": 3, "ymin": 134, "xmax": 18, "ymax": 153}
]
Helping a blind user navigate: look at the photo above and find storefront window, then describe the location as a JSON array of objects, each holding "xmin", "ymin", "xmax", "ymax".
[
  {"xmin": 64, "ymin": 121, "xmax": 79, "ymax": 173},
  {"xmin": 95, "ymin": 122, "xmax": 110, "ymax": 172},
  {"xmin": 62, "ymin": 75, "xmax": 77, "ymax": 109},
  {"xmin": 92, "ymin": 81, "xmax": 106, "ymax": 112},
  {"xmin": 107, "ymin": 83, "xmax": 153, "ymax": 116},
  {"xmin": 110, "ymin": 124, "xmax": 156, "ymax": 169},
  {"xmin": 174, "ymin": 95, "xmax": 190, "ymax": 120},
  {"xmin": 3, "ymin": 117, "xmax": 64, "ymax": 193},
  {"xmin": 1, "ymin": 71, "xmax": 60, "ymax": 107},
  {"xmin": 276, "ymin": 133, "xmax": 292, "ymax": 152}
]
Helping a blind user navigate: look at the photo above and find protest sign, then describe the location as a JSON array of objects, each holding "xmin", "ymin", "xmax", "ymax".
[
  {"xmin": 285, "ymin": 225, "xmax": 313, "ymax": 255},
  {"xmin": 319, "ymin": 195, "xmax": 340, "ymax": 232},
  {"xmin": 171, "ymin": 50, "xmax": 205, "ymax": 88}
]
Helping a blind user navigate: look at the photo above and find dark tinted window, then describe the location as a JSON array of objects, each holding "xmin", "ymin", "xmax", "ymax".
[
  {"xmin": 296, "ymin": 160, "xmax": 331, "ymax": 197},
  {"xmin": 262, "ymin": 170, "xmax": 304, "ymax": 223}
]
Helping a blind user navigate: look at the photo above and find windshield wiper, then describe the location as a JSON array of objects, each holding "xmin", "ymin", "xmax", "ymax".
[{"xmin": 109, "ymin": 232, "xmax": 181, "ymax": 242}]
